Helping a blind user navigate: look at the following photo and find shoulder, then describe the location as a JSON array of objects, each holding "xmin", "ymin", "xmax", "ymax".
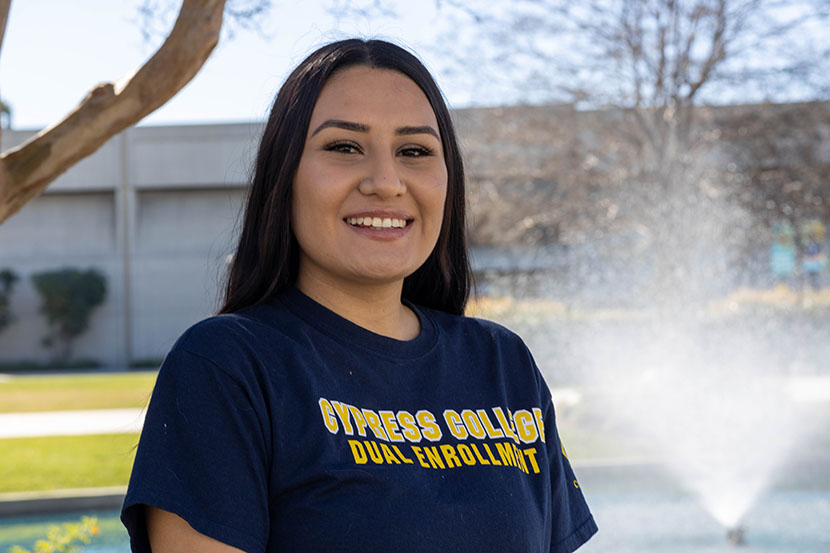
[
  {"xmin": 165, "ymin": 300, "xmax": 302, "ymax": 376},
  {"xmin": 419, "ymin": 305, "xmax": 552, "ymax": 403},
  {"xmin": 174, "ymin": 305, "xmax": 265, "ymax": 350},
  {"xmin": 420, "ymin": 305, "xmax": 534, "ymax": 360},
  {"xmin": 423, "ymin": 305, "xmax": 525, "ymax": 341}
]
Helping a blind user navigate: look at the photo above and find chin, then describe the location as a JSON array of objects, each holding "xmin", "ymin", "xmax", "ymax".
[
  {"xmin": 349, "ymin": 257, "xmax": 422, "ymax": 280},
  {"xmin": 350, "ymin": 265, "xmax": 417, "ymax": 285}
]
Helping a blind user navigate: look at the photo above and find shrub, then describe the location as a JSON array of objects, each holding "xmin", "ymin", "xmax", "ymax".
[
  {"xmin": 128, "ymin": 357, "xmax": 165, "ymax": 369},
  {"xmin": 0, "ymin": 268, "xmax": 19, "ymax": 331},
  {"xmin": 30, "ymin": 268, "xmax": 107, "ymax": 363},
  {"xmin": 8, "ymin": 516, "xmax": 99, "ymax": 553}
]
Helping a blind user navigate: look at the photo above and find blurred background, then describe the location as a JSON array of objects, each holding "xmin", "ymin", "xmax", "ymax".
[{"xmin": 0, "ymin": 1, "xmax": 829, "ymax": 551}]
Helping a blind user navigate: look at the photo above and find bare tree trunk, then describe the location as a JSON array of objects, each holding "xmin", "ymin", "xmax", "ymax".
[
  {"xmin": 0, "ymin": 0, "xmax": 12, "ymax": 151},
  {"xmin": 0, "ymin": 0, "xmax": 9, "ymax": 54},
  {"xmin": 0, "ymin": 0, "xmax": 226, "ymax": 224}
]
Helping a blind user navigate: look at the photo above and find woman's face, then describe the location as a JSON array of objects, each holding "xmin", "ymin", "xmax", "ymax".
[{"xmin": 291, "ymin": 66, "xmax": 448, "ymax": 291}]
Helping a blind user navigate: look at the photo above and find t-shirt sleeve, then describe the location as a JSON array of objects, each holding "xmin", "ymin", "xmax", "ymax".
[
  {"xmin": 121, "ymin": 348, "xmax": 271, "ymax": 553},
  {"xmin": 542, "ymin": 395, "xmax": 598, "ymax": 553}
]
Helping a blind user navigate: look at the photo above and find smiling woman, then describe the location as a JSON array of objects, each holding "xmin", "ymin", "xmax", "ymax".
[
  {"xmin": 218, "ymin": 39, "xmax": 469, "ymax": 320},
  {"xmin": 120, "ymin": 39, "xmax": 597, "ymax": 553},
  {"xmin": 291, "ymin": 66, "xmax": 448, "ymax": 338}
]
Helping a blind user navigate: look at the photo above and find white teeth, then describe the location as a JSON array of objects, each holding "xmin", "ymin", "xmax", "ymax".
[{"xmin": 346, "ymin": 217, "xmax": 408, "ymax": 229}]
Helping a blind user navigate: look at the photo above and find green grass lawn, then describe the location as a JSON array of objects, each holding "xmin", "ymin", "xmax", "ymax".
[
  {"xmin": 0, "ymin": 433, "xmax": 139, "ymax": 493},
  {"xmin": 2, "ymin": 371, "xmax": 824, "ymax": 495},
  {"xmin": 0, "ymin": 373, "xmax": 152, "ymax": 494},
  {"xmin": 0, "ymin": 372, "xmax": 157, "ymax": 413}
]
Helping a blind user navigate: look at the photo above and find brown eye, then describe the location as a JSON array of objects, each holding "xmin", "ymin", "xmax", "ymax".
[
  {"xmin": 400, "ymin": 146, "xmax": 433, "ymax": 158},
  {"xmin": 325, "ymin": 141, "xmax": 362, "ymax": 154}
]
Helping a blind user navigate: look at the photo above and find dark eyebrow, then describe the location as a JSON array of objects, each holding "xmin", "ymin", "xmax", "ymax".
[
  {"xmin": 395, "ymin": 125, "xmax": 440, "ymax": 141},
  {"xmin": 310, "ymin": 120, "xmax": 440, "ymax": 141},
  {"xmin": 310, "ymin": 119, "xmax": 369, "ymax": 136}
]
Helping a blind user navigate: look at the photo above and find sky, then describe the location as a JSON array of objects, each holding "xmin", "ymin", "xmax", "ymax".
[
  {"xmin": 0, "ymin": 1, "xmax": 456, "ymax": 130},
  {"xmin": 2, "ymin": 1, "xmax": 825, "ymax": 132}
]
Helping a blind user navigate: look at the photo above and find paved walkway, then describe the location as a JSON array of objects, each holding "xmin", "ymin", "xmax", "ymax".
[
  {"xmin": 0, "ymin": 389, "xmax": 577, "ymax": 440},
  {"xmin": 0, "ymin": 408, "xmax": 145, "ymax": 438},
  {"xmin": 1, "ymin": 377, "xmax": 828, "ymax": 441}
]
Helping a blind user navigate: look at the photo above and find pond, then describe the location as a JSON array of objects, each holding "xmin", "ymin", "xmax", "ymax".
[{"xmin": 578, "ymin": 461, "xmax": 830, "ymax": 553}]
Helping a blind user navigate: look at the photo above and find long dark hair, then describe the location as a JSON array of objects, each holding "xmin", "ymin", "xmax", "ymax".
[{"xmin": 220, "ymin": 39, "xmax": 471, "ymax": 315}]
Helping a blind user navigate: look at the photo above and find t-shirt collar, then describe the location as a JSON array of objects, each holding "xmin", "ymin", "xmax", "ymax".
[{"xmin": 277, "ymin": 287, "xmax": 439, "ymax": 360}]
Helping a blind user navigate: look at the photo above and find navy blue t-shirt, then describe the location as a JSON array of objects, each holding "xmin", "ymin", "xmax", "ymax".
[{"xmin": 122, "ymin": 288, "xmax": 597, "ymax": 552}]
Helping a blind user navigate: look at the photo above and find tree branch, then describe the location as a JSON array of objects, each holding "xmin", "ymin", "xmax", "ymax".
[
  {"xmin": 0, "ymin": 0, "xmax": 226, "ymax": 224},
  {"xmin": 686, "ymin": 0, "xmax": 727, "ymax": 100},
  {"xmin": 0, "ymin": 0, "xmax": 12, "ymax": 151},
  {"xmin": 0, "ymin": 0, "xmax": 10, "ymax": 55}
]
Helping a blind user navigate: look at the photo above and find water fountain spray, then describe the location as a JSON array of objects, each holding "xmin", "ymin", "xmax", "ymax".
[{"xmin": 591, "ymin": 325, "xmax": 807, "ymax": 545}]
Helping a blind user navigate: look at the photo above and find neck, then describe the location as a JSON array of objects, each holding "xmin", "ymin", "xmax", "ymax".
[{"xmin": 295, "ymin": 273, "xmax": 420, "ymax": 341}]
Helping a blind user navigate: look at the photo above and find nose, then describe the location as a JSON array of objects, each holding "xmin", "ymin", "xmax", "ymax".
[{"xmin": 358, "ymin": 152, "xmax": 406, "ymax": 198}]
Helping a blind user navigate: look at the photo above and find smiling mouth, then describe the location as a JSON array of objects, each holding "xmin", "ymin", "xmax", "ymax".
[{"xmin": 346, "ymin": 216, "xmax": 412, "ymax": 229}]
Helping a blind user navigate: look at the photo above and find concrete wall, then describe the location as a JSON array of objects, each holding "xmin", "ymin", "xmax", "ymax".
[
  {"xmin": 0, "ymin": 124, "xmax": 257, "ymax": 366},
  {"xmin": 3, "ymin": 102, "xmax": 826, "ymax": 366}
]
